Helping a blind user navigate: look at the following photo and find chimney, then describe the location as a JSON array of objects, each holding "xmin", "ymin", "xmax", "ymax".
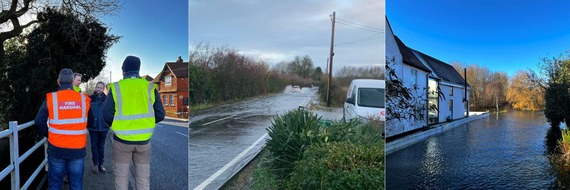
[{"xmin": 176, "ymin": 56, "xmax": 183, "ymax": 63}]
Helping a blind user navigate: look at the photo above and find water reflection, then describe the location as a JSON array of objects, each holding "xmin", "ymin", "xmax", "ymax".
[{"xmin": 387, "ymin": 111, "xmax": 566, "ymax": 189}]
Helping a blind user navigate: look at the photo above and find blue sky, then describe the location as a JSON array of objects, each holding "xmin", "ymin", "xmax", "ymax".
[
  {"xmin": 189, "ymin": 0, "xmax": 384, "ymax": 75},
  {"xmin": 100, "ymin": 0, "xmax": 188, "ymax": 82},
  {"xmin": 387, "ymin": 0, "xmax": 570, "ymax": 77}
]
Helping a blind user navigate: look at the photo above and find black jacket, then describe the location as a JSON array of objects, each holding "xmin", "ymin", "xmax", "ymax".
[{"xmin": 87, "ymin": 92, "xmax": 110, "ymax": 131}]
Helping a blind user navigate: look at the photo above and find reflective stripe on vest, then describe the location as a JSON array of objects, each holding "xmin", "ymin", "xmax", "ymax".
[
  {"xmin": 48, "ymin": 127, "xmax": 88, "ymax": 135},
  {"xmin": 111, "ymin": 80, "xmax": 156, "ymax": 140},
  {"xmin": 49, "ymin": 92, "xmax": 88, "ymax": 125},
  {"xmin": 113, "ymin": 128, "xmax": 154, "ymax": 135},
  {"xmin": 113, "ymin": 82, "xmax": 155, "ymax": 121}
]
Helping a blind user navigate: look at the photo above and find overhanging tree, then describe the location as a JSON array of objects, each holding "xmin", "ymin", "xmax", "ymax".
[
  {"xmin": 0, "ymin": 8, "xmax": 119, "ymax": 125},
  {"xmin": 0, "ymin": 0, "xmax": 120, "ymax": 60}
]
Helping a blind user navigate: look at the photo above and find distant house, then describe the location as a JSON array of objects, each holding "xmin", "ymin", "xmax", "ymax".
[
  {"xmin": 153, "ymin": 57, "xmax": 189, "ymax": 119},
  {"xmin": 386, "ymin": 18, "xmax": 470, "ymax": 137},
  {"xmin": 141, "ymin": 75, "xmax": 154, "ymax": 81}
]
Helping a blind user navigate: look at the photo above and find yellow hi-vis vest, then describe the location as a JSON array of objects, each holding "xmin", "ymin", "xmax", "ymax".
[
  {"xmin": 73, "ymin": 86, "xmax": 81, "ymax": 93},
  {"xmin": 110, "ymin": 78, "xmax": 157, "ymax": 141}
]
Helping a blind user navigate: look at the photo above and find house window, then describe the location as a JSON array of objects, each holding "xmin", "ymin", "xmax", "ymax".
[
  {"xmin": 170, "ymin": 94, "xmax": 175, "ymax": 106},
  {"xmin": 163, "ymin": 95, "xmax": 168, "ymax": 106},
  {"xmin": 450, "ymin": 86, "xmax": 454, "ymax": 96},
  {"xmin": 165, "ymin": 76, "xmax": 172, "ymax": 86},
  {"xmin": 428, "ymin": 79, "xmax": 439, "ymax": 125},
  {"xmin": 449, "ymin": 100, "xmax": 454, "ymax": 119},
  {"xmin": 411, "ymin": 69, "xmax": 418, "ymax": 86}
]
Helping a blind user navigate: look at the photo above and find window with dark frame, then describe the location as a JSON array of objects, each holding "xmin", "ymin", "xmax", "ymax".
[
  {"xmin": 450, "ymin": 86, "xmax": 454, "ymax": 96},
  {"xmin": 163, "ymin": 95, "xmax": 168, "ymax": 106},
  {"xmin": 449, "ymin": 100, "xmax": 453, "ymax": 118},
  {"xmin": 165, "ymin": 76, "xmax": 172, "ymax": 86}
]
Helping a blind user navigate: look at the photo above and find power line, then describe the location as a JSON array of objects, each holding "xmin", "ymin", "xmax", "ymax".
[
  {"xmin": 336, "ymin": 17, "xmax": 383, "ymax": 31},
  {"xmin": 336, "ymin": 20, "xmax": 383, "ymax": 33},
  {"xmin": 336, "ymin": 17, "xmax": 383, "ymax": 33},
  {"xmin": 335, "ymin": 34, "xmax": 382, "ymax": 46}
]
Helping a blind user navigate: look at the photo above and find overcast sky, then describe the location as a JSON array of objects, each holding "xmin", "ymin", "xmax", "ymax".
[{"xmin": 189, "ymin": 0, "xmax": 384, "ymax": 75}]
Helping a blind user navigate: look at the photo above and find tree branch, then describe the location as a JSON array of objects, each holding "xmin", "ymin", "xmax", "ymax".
[{"xmin": 0, "ymin": 18, "xmax": 38, "ymax": 42}]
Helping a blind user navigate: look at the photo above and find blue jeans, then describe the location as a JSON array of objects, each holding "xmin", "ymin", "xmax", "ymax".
[
  {"xmin": 89, "ymin": 131, "xmax": 108, "ymax": 165},
  {"xmin": 48, "ymin": 156, "xmax": 84, "ymax": 190}
]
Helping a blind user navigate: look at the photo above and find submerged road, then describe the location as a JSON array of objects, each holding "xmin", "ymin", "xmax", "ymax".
[{"xmin": 189, "ymin": 87, "xmax": 318, "ymax": 190}]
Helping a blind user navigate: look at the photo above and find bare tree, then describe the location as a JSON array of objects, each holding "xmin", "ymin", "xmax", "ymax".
[
  {"xmin": 0, "ymin": 0, "xmax": 121, "ymax": 59},
  {"xmin": 81, "ymin": 68, "xmax": 109, "ymax": 95},
  {"xmin": 485, "ymin": 81, "xmax": 504, "ymax": 113}
]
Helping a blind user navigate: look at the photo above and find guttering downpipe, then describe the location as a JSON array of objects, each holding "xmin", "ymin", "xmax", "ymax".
[{"xmin": 465, "ymin": 68, "xmax": 469, "ymax": 117}]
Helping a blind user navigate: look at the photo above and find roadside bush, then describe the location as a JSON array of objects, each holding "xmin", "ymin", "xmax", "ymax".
[
  {"xmin": 545, "ymin": 83, "xmax": 570, "ymax": 126},
  {"xmin": 318, "ymin": 76, "xmax": 345, "ymax": 107},
  {"xmin": 265, "ymin": 109, "xmax": 384, "ymax": 180},
  {"xmin": 286, "ymin": 141, "xmax": 384, "ymax": 190},
  {"xmin": 265, "ymin": 109, "xmax": 325, "ymax": 176},
  {"xmin": 558, "ymin": 129, "xmax": 570, "ymax": 163}
]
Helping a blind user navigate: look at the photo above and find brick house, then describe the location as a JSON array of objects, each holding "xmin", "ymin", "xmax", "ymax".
[{"xmin": 153, "ymin": 57, "xmax": 189, "ymax": 119}]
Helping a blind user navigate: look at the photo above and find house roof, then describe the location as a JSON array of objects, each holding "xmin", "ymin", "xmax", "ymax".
[
  {"xmin": 166, "ymin": 62, "xmax": 188, "ymax": 78},
  {"xmin": 393, "ymin": 36, "xmax": 431, "ymax": 72},
  {"xmin": 140, "ymin": 75, "xmax": 153, "ymax": 81},
  {"xmin": 412, "ymin": 49, "xmax": 470, "ymax": 87},
  {"xmin": 152, "ymin": 61, "xmax": 188, "ymax": 83}
]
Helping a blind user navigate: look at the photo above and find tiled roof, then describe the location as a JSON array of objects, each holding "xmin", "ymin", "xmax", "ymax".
[
  {"xmin": 393, "ymin": 36, "xmax": 431, "ymax": 72},
  {"xmin": 140, "ymin": 75, "xmax": 153, "ymax": 81},
  {"xmin": 166, "ymin": 62, "xmax": 188, "ymax": 78},
  {"xmin": 152, "ymin": 61, "xmax": 188, "ymax": 83},
  {"xmin": 412, "ymin": 50, "xmax": 470, "ymax": 87}
]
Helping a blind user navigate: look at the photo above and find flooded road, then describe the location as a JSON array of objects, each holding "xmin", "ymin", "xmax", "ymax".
[
  {"xmin": 387, "ymin": 111, "xmax": 566, "ymax": 189},
  {"xmin": 189, "ymin": 87, "xmax": 318, "ymax": 190}
]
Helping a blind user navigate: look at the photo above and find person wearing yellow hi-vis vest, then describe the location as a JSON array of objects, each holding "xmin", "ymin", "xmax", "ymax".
[
  {"xmin": 103, "ymin": 55, "xmax": 165, "ymax": 190},
  {"xmin": 72, "ymin": 73, "xmax": 82, "ymax": 93}
]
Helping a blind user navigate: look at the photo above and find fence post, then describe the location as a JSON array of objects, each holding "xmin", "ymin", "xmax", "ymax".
[
  {"xmin": 44, "ymin": 140, "xmax": 48, "ymax": 172},
  {"xmin": 9, "ymin": 121, "xmax": 20, "ymax": 190}
]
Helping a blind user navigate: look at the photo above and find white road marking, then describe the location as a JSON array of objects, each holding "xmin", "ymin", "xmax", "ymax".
[
  {"xmin": 201, "ymin": 115, "xmax": 233, "ymax": 126},
  {"xmin": 193, "ymin": 133, "xmax": 268, "ymax": 190},
  {"xmin": 175, "ymin": 131, "xmax": 188, "ymax": 137}
]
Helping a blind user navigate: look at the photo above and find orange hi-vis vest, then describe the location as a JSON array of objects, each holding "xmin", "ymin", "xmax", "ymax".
[{"xmin": 46, "ymin": 90, "xmax": 91, "ymax": 149}]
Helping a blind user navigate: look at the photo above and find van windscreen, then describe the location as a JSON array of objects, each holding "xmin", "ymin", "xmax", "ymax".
[{"xmin": 358, "ymin": 88, "xmax": 384, "ymax": 108}]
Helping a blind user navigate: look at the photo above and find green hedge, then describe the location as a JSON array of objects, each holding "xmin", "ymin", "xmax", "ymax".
[
  {"xmin": 264, "ymin": 109, "xmax": 384, "ymax": 189},
  {"xmin": 287, "ymin": 141, "xmax": 384, "ymax": 190}
]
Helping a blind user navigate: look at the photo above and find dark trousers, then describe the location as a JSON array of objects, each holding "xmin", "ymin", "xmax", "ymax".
[{"xmin": 89, "ymin": 130, "xmax": 108, "ymax": 166}]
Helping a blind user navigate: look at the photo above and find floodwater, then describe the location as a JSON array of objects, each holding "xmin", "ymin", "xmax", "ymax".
[
  {"xmin": 189, "ymin": 86, "xmax": 328, "ymax": 189},
  {"xmin": 387, "ymin": 111, "xmax": 570, "ymax": 189}
]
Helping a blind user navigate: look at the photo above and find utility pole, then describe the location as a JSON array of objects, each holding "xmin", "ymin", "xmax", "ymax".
[
  {"xmin": 325, "ymin": 58, "xmax": 329, "ymax": 101},
  {"xmin": 327, "ymin": 11, "xmax": 336, "ymax": 107}
]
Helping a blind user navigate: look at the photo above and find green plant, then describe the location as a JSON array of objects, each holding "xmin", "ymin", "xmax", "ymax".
[
  {"xmin": 286, "ymin": 141, "xmax": 384, "ymax": 190},
  {"xmin": 558, "ymin": 129, "xmax": 570, "ymax": 162},
  {"xmin": 265, "ymin": 109, "xmax": 326, "ymax": 177},
  {"xmin": 265, "ymin": 109, "xmax": 384, "ymax": 183},
  {"xmin": 251, "ymin": 151, "xmax": 281, "ymax": 190}
]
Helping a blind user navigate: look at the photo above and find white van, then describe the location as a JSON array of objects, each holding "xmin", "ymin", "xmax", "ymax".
[{"xmin": 343, "ymin": 79, "xmax": 385, "ymax": 122}]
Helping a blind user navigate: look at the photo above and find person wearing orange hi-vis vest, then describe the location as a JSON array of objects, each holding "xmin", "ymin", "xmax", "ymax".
[
  {"xmin": 35, "ymin": 68, "xmax": 91, "ymax": 190},
  {"xmin": 103, "ymin": 56, "xmax": 165, "ymax": 190}
]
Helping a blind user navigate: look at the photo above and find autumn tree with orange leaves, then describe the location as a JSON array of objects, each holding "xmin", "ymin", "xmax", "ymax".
[{"xmin": 506, "ymin": 71, "xmax": 545, "ymax": 111}]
